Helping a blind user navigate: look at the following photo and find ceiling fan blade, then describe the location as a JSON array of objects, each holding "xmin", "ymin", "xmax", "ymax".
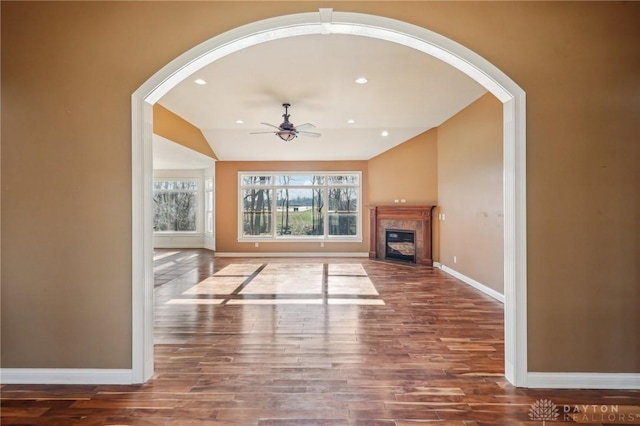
[
  {"xmin": 295, "ymin": 123, "xmax": 316, "ymax": 131},
  {"xmin": 260, "ymin": 122, "xmax": 282, "ymax": 130},
  {"xmin": 253, "ymin": 106, "xmax": 319, "ymax": 139},
  {"xmin": 249, "ymin": 131, "xmax": 276, "ymax": 135}
]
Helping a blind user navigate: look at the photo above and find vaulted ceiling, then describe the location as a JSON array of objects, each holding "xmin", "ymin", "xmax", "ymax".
[{"xmin": 154, "ymin": 33, "xmax": 486, "ymax": 167}]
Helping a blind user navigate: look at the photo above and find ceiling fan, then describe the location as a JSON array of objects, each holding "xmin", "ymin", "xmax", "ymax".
[{"xmin": 251, "ymin": 103, "xmax": 321, "ymax": 141}]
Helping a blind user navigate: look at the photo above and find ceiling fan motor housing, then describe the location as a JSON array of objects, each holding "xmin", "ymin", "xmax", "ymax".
[
  {"xmin": 280, "ymin": 120, "xmax": 295, "ymax": 131},
  {"xmin": 280, "ymin": 103, "xmax": 295, "ymax": 131}
]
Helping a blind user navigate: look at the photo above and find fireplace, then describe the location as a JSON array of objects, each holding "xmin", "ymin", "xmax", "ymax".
[
  {"xmin": 369, "ymin": 205, "xmax": 435, "ymax": 266},
  {"xmin": 385, "ymin": 229, "xmax": 416, "ymax": 264}
]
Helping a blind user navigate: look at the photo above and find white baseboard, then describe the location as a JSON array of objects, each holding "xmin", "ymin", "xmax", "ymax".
[
  {"xmin": 439, "ymin": 264, "xmax": 505, "ymax": 303},
  {"xmin": 215, "ymin": 252, "xmax": 369, "ymax": 258},
  {"xmin": 528, "ymin": 372, "xmax": 640, "ymax": 390},
  {"xmin": 0, "ymin": 368, "xmax": 134, "ymax": 385}
]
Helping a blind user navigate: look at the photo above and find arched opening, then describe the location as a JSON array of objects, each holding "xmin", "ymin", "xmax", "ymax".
[{"xmin": 131, "ymin": 10, "xmax": 527, "ymax": 386}]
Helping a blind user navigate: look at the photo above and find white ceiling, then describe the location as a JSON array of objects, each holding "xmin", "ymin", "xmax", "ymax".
[
  {"xmin": 153, "ymin": 135, "xmax": 216, "ymax": 170},
  {"xmin": 155, "ymin": 34, "xmax": 486, "ymax": 165}
]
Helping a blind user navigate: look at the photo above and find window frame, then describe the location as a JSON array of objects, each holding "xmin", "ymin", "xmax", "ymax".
[
  {"xmin": 152, "ymin": 176, "xmax": 202, "ymax": 235},
  {"xmin": 238, "ymin": 171, "xmax": 362, "ymax": 243},
  {"xmin": 204, "ymin": 177, "xmax": 214, "ymax": 235}
]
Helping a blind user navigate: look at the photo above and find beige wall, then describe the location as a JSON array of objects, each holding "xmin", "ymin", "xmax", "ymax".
[
  {"xmin": 2, "ymin": 2, "xmax": 639, "ymax": 373},
  {"xmin": 438, "ymin": 93, "xmax": 503, "ymax": 293},
  {"xmin": 368, "ymin": 129, "xmax": 438, "ymax": 206},
  {"xmin": 368, "ymin": 128, "xmax": 439, "ymax": 261},
  {"xmin": 216, "ymin": 161, "xmax": 369, "ymax": 254}
]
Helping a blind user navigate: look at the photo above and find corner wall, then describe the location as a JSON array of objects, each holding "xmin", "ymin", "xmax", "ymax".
[
  {"xmin": 438, "ymin": 93, "xmax": 504, "ymax": 294},
  {"xmin": 368, "ymin": 128, "xmax": 439, "ymax": 261}
]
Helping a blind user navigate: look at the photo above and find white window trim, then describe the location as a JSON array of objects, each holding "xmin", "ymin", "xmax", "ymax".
[
  {"xmin": 237, "ymin": 171, "xmax": 363, "ymax": 243},
  {"xmin": 204, "ymin": 177, "xmax": 215, "ymax": 236}
]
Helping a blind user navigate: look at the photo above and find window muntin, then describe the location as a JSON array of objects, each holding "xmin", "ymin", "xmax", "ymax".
[
  {"xmin": 239, "ymin": 172, "xmax": 360, "ymax": 241},
  {"xmin": 153, "ymin": 179, "xmax": 198, "ymax": 232}
]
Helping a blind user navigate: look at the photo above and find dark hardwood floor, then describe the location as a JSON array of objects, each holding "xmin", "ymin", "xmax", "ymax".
[{"xmin": 1, "ymin": 249, "xmax": 638, "ymax": 425}]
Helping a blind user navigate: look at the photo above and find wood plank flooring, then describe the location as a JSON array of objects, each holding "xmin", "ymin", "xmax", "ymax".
[{"xmin": 2, "ymin": 249, "xmax": 639, "ymax": 425}]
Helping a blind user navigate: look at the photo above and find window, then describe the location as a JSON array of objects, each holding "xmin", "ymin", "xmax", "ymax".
[
  {"xmin": 153, "ymin": 180, "xmax": 198, "ymax": 232},
  {"xmin": 239, "ymin": 172, "xmax": 361, "ymax": 241}
]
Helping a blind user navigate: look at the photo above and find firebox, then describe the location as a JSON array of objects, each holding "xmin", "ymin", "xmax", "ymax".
[{"xmin": 385, "ymin": 229, "xmax": 416, "ymax": 264}]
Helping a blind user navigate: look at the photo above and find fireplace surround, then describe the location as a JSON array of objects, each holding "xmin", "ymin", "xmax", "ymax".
[{"xmin": 369, "ymin": 205, "xmax": 435, "ymax": 266}]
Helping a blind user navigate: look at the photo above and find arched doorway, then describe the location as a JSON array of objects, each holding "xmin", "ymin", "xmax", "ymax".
[{"xmin": 131, "ymin": 9, "xmax": 527, "ymax": 386}]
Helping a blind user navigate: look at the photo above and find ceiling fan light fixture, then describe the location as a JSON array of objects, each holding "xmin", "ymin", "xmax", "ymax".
[
  {"xmin": 277, "ymin": 130, "xmax": 297, "ymax": 141},
  {"xmin": 250, "ymin": 103, "xmax": 320, "ymax": 141}
]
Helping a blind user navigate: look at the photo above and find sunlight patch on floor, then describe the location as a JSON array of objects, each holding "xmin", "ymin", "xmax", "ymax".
[
  {"xmin": 328, "ymin": 299, "xmax": 385, "ymax": 305},
  {"xmin": 166, "ymin": 298, "xmax": 224, "ymax": 305},
  {"xmin": 213, "ymin": 263, "xmax": 263, "ymax": 276},
  {"xmin": 182, "ymin": 277, "xmax": 245, "ymax": 295},
  {"xmin": 226, "ymin": 299, "xmax": 324, "ymax": 305},
  {"xmin": 167, "ymin": 263, "xmax": 385, "ymax": 306},
  {"xmin": 328, "ymin": 276, "xmax": 379, "ymax": 295}
]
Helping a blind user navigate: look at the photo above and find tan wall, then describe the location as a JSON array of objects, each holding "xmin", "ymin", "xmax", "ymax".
[
  {"xmin": 438, "ymin": 93, "xmax": 503, "ymax": 293},
  {"xmin": 2, "ymin": 2, "xmax": 639, "ymax": 373},
  {"xmin": 216, "ymin": 161, "xmax": 369, "ymax": 254},
  {"xmin": 368, "ymin": 128, "xmax": 439, "ymax": 261},
  {"xmin": 153, "ymin": 104, "xmax": 218, "ymax": 160},
  {"xmin": 368, "ymin": 129, "xmax": 438, "ymax": 206}
]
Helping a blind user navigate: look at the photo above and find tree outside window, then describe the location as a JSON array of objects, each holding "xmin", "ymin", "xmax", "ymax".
[
  {"xmin": 153, "ymin": 180, "xmax": 198, "ymax": 232},
  {"xmin": 328, "ymin": 187, "xmax": 358, "ymax": 236}
]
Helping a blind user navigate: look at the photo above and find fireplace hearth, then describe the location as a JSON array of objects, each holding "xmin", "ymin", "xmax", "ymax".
[{"xmin": 385, "ymin": 229, "xmax": 416, "ymax": 264}]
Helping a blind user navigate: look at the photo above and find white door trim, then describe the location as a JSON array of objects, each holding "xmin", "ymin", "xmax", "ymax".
[{"xmin": 131, "ymin": 9, "xmax": 527, "ymax": 386}]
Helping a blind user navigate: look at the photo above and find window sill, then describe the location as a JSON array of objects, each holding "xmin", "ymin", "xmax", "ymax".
[{"xmin": 154, "ymin": 232, "xmax": 203, "ymax": 237}]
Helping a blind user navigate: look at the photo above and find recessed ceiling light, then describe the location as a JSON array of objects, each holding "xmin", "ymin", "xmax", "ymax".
[
  {"xmin": 236, "ymin": 119, "xmax": 244, "ymax": 124},
  {"xmin": 194, "ymin": 78, "xmax": 207, "ymax": 85},
  {"xmin": 381, "ymin": 130, "xmax": 389, "ymax": 137},
  {"xmin": 355, "ymin": 77, "xmax": 368, "ymax": 84},
  {"xmin": 347, "ymin": 119, "xmax": 355, "ymax": 124}
]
